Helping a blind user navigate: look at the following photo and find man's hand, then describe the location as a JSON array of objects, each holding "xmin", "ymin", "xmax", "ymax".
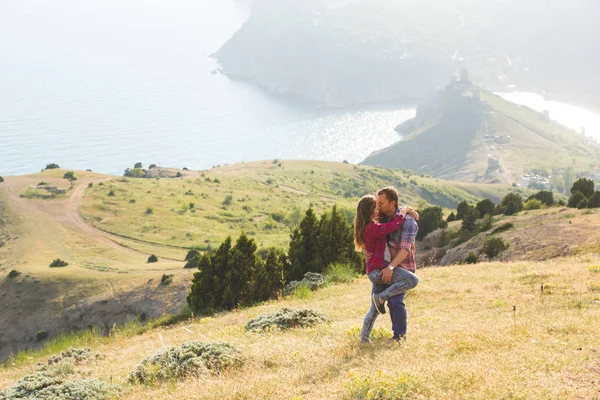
[
  {"xmin": 409, "ymin": 210, "xmax": 420, "ymax": 221},
  {"xmin": 363, "ymin": 250, "xmax": 372, "ymax": 262},
  {"xmin": 380, "ymin": 267, "xmax": 393, "ymax": 283}
]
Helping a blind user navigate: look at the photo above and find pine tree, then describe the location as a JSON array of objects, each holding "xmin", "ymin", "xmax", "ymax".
[
  {"xmin": 221, "ymin": 233, "xmax": 257, "ymax": 309},
  {"xmin": 456, "ymin": 201, "xmax": 469, "ymax": 220},
  {"xmin": 286, "ymin": 208, "xmax": 321, "ymax": 281}
]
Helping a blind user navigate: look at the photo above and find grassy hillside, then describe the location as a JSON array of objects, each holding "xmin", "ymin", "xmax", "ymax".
[
  {"xmin": 1, "ymin": 256, "xmax": 599, "ymax": 399},
  {"xmin": 78, "ymin": 160, "xmax": 521, "ymax": 255},
  {"xmin": 363, "ymin": 84, "xmax": 600, "ymax": 184}
]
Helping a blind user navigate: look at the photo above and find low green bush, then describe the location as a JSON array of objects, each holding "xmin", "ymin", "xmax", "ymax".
[
  {"xmin": 7, "ymin": 269, "xmax": 21, "ymax": 279},
  {"xmin": 464, "ymin": 253, "xmax": 480, "ymax": 264},
  {"xmin": 147, "ymin": 254, "xmax": 158, "ymax": 263},
  {"xmin": 245, "ymin": 308, "xmax": 329, "ymax": 332},
  {"xmin": 324, "ymin": 263, "xmax": 358, "ymax": 284},
  {"xmin": 482, "ymin": 237, "xmax": 509, "ymax": 259},
  {"xmin": 284, "ymin": 272, "xmax": 324, "ymax": 295},
  {"xmin": 128, "ymin": 341, "xmax": 244, "ymax": 384},
  {"xmin": 50, "ymin": 259, "xmax": 69, "ymax": 268},
  {"xmin": 160, "ymin": 274, "xmax": 173, "ymax": 285}
]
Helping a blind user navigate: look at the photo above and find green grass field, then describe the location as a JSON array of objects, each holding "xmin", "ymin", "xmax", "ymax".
[{"xmin": 79, "ymin": 160, "xmax": 523, "ymax": 252}]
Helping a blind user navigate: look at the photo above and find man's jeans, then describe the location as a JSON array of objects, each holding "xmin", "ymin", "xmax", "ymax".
[{"xmin": 360, "ymin": 268, "xmax": 418, "ymax": 342}]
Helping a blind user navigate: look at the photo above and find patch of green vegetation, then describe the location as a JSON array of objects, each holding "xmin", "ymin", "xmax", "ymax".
[{"xmin": 245, "ymin": 308, "xmax": 329, "ymax": 332}]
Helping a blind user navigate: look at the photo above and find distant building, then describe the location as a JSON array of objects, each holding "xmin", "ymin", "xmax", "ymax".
[
  {"xmin": 519, "ymin": 174, "xmax": 551, "ymax": 190},
  {"xmin": 488, "ymin": 155, "xmax": 500, "ymax": 171}
]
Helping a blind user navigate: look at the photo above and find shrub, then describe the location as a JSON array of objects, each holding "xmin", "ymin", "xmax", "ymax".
[
  {"xmin": 185, "ymin": 249, "xmax": 200, "ymax": 261},
  {"xmin": 7, "ymin": 269, "xmax": 21, "ymax": 278},
  {"xmin": 149, "ymin": 164, "xmax": 157, "ymax": 169},
  {"xmin": 587, "ymin": 191, "xmax": 600, "ymax": 208},
  {"xmin": 213, "ymin": 178, "xmax": 221, "ymax": 184},
  {"xmin": 184, "ymin": 255, "xmax": 200, "ymax": 269},
  {"xmin": 245, "ymin": 308, "xmax": 329, "ymax": 332},
  {"xmin": 176, "ymin": 171, "xmax": 183, "ymax": 178},
  {"xmin": 501, "ymin": 193, "xmax": 523, "ymax": 215},
  {"xmin": 446, "ymin": 212, "xmax": 456, "ymax": 222},
  {"xmin": 343, "ymin": 371, "xmax": 413, "ymax": 400},
  {"xmin": 482, "ymin": 238, "xmax": 509, "ymax": 259},
  {"xmin": 523, "ymin": 198, "xmax": 543, "ymax": 210},
  {"xmin": 284, "ymin": 272, "xmax": 325, "ymax": 295},
  {"xmin": 128, "ymin": 341, "xmax": 243, "ymax": 384},
  {"xmin": 222, "ymin": 194, "xmax": 233, "ymax": 206},
  {"xmin": 147, "ymin": 254, "xmax": 158, "ymax": 263},
  {"xmin": 570, "ymin": 178, "xmax": 594, "ymax": 198},
  {"xmin": 50, "ymin": 259, "xmax": 69, "ymax": 268},
  {"xmin": 107, "ymin": 190, "xmax": 115, "ymax": 197},
  {"xmin": 0, "ymin": 176, "xmax": 4, "ymax": 183},
  {"xmin": 160, "ymin": 274, "xmax": 173, "ymax": 285},
  {"xmin": 45, "ymin": 163, "xmax": 60, "ymax": 170},
  {"xmin": 324, "ymin": 263, "xmax": 358, "ymax": 284},
  {"xmin": 568, "ymin": 191, "xmax": 587, "ymax": 208},
  {"xmin": 476, "ymin": 199, "xmax": 495, "ymax": 218},
  {"xmin": 527, "ymin": 190, "xmax": 554, "ymax": 206},
  {"xmin": 87, "ymin": 182, "xmax": 93, "ymax": 188},
  {"xmin": 145, "ymin": 207, "xmax": 153, "ymax": 215},
  {"xmin": 129, "ymin": 199, "xmax": 136, "ymax": 203},
  {"xmin": 47, "ymin": 348, "xmax": 98, "ymax": 365},
  {"xmin": 491, "ymin": 223, "xmax": 514, "ymax": 235},
  {"xmin": 134, "ymin": 162, "xmax": 143, "ymax": 169},
  {"xmin": 464, "ymin": 253, "xmax": 480, "ymax": 264},
  {"xmin": 416, "ymin": 206, "xmax": 443, "ymax": 240},
  {"xmin": 36, "ymin": 330, "xmax": 49, "ymax": 341}
]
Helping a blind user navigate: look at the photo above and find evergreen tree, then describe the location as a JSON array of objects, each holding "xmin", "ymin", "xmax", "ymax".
[
  {"xmin": 587, "ymin": 191, "xmax": 600, "ymax": 208},
  {"xmin": 446, "ymin": 212, "xmax": 456, "ymax": 222},
  {"xmin": 317, "ymin": 205, "xmax": 360, "ymax": 272},
  {"xmin": 222, "ymin": 233, "xmax": 257, "ymax": 309},
  {"xmin": 456, "ymin": 200, "xmax": 469, "ymax": 220},
  {"xmin": 475, "ymin": 199, "xmax": 495, "ymax": 218},
  {"xmin": 286, "ymin": 208, "xmax": 321, "ymax": 281},
  {"xmin": 461, "ymin": 207, "xmax": 480, "ymax": 232},
  {"xmin": 251, "ymin": 248, "xmax": 285, "ymax": 302},
  {"xmin": 501, "ymin": 193, "xmax": 523, "ymax": 215},
  {"xmin": 571, "ymin": 178, "xmax": 594, "ymax": 198},
  {"xmin": 567, "ymin": 191, "xmax": 587, "ymax": 208},
  {"xmin": 527, "ymin": 190, "xmax": 554, "ymax": 206},
  {"xmin": 416, "ymin": 207, "xmax": 443, "ymax": 241}
]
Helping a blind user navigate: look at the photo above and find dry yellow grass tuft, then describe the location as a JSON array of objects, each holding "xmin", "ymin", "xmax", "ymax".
[{"xmin": 2, "ymin": 256, "xmax": 599, "ymax": 399}]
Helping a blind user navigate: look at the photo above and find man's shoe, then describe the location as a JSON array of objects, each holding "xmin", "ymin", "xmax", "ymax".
[{"xmin": 372, "ymin": 293, "xmax": 386, "ymax": 314}]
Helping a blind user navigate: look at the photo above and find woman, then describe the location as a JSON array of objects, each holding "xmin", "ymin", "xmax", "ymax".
[{"xmin": 354, "ymin": 194, "xmax": 420, "ymax": 343}]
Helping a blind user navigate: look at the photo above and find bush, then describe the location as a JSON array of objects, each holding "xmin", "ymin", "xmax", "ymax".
[
  {"xmin": 245, "ymin": 308, "xmax": 329, "ymax": 332},
  {"xmin": 145, "ymin": 207, "xmax": 153, "ymax": 215},
  {"xmin": 284, "ymin": 272, "xmax": 325, "ymax": 295},
  {"xmin": 490, "ymin": 223, "xmax": 514, "ymax": 235},
  {"xmin": 571, "ymin": 178, "xmax": 594, "ymax": 198},
  {"xmin": 324, "ymin": 263, "xmax": 358, "ymax": 284},
  {"xmin": 160, "ymin": 274, "xmax": 173, "ymax": 285},
  {"xmin": 149, "ymin": 164, "xmax": 157, "ymax": 169},
  {"xmin": 7, "ymin": 269, "xmax": 21, "ymax": 278},
  {"xmin": 0, "ymin": 176, "xmax": 4, "ymax": 183},
  {"xmin": 523, "ymin": 198, "xmax": 543, "ymax": 210},
  {"xmin": 185, "ymin": 249, "xmax": 200, "ymax": 261},
  {"xmin": 176, "ymin": 171, "xmax": 183, "ymax": 178},
  {"xmin": 47, "ymin": 348, "xmax": 98, "ymax": 365},
  {"xmin": 587, "ymin": 191, "xmax": 600, "ymax": 208},
  {"xmin": 128, "ymin": 341, "xmax": 244, "ymax": 384},
  {"xmin": 482, "ymin": 238, "xmax": 509, "ymax": 259},
  {"xmin": 416, "ymin": 207, "xmax": 443, "ymax": 241},
  {"xmin": 567, "ymin": 191, "xmax": 586, "ymax": 208},
  {"xmin": 50, "ymin": 259, "xmax": 69, "ymax": 268},
  {"xmin": 476, "ymin": 199, "xmax": 495, "ymax": 218},
  {"xmin": 147, "ymin": 254, "xmax": 158, "ymax": 263},
  {"xmin": 222, "ymin": 194, "xmax": 233, "ymax": 206},
  {"xmin": 446, "ymin": 212, "xmax": 456, "ymax": 222},
  {"xmin": 343, "ymin": 371, "xmax": 413, "ymax": 400},
  {"xmin": 527, "ymin": 190, "xmax": 554, "ymax": 206},
  {"xmin": 464, "ymin": 253, "xmax": 480, "ymax": 264},
  {"xmin": 107, "ymin": 190, "xmax": 115, "ymax": 197},
  {"xmin": 501, "ymin": 193, "xmax": 523, "ymax": 215},
  {"xmin": 36, "ymin": 330, "xmax": 49, "ymax": 341},
  {"xmin": 45, "ymin": 163, "xmax": 60, "ymax": 170}
]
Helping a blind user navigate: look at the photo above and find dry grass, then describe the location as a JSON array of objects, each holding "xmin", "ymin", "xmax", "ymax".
[{"xmin": 2, "ymin": 257, "xmax": 599, "ymax": 399}]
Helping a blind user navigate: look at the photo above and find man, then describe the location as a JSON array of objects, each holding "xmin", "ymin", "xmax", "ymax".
[{"xmin": 363, "ymin": 187, "xmax": 419, "ymax": 342}]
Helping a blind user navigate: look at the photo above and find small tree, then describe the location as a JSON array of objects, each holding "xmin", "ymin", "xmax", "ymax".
[
  {"xmin": 568, "ymin": 191, "xmax": 586, "ymax": 208},
  {"xmin": 501, "ymin": 193, "xmax": 523, "ymax": 215},
  {"xmin": 416, "ymin": 207, "xmax": 443, "ymax": 240},
  {"xmin": 461, "ymin": 207, "xmax": 480, "ymax": 233},
  {"xmin": 523, "ymin": 198, "xmax": 542, "ymax": 210},
  {"xmin": 587, "ymin": 191, "xmax": 600, "ymax": 208},
  {"xmin": 456, "ymin": 201, "xmax": 470, "ymax": 220},
  {"xmin": 134, "ymin": 162, "xmax": 143, "ymax": 169},
  {"xmin": 464, "ymin": 253, "xmax": 480, "ymax": 264},
  {"xmin": 476, "ymin": 199, "xmax": 495, "ymax": 218},
  {"xmin": 527, "ymin": 190, "xmax": 554, "ymax": 206},
  {"xmin": 446, "ymin": 212, "xmax": 456, "ymax": 222},
  {"xmin": 63, "ymin": 171, "xmax": 77, "ymax": 188},
  {"xmin": 570, "ymin": 178, "xmax": 594, "ymax": 198},
  {"xmin": 482, "ymin": 238, "xmax": 509, "ymax": 259},
  {"xmin": 45, "ymin": 163, "xmax": 60, "ymax": 170}
]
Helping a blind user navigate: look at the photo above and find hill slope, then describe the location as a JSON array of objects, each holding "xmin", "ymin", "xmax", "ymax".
[
  {"xmin": 1, "ymin": 257, "xmax": 599, "ymax": 399},
  {"xmin": 363, "ymin": 83, "xmax": 600, "ymax": 183}
]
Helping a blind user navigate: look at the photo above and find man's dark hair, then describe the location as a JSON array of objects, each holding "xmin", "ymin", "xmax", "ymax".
[{"xmin": 377, "ymin": 187, "xmax": 399, "ymax": 208}]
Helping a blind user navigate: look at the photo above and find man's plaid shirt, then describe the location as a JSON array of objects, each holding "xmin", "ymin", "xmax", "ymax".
[{"xmin": 381, "ymin": 208, "xmax": 419, "ymax": 272}]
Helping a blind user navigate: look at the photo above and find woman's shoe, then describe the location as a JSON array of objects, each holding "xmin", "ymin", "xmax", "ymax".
[{"xmin": 372, "ymin": 293, "xmax": 386, "ymax": 314}]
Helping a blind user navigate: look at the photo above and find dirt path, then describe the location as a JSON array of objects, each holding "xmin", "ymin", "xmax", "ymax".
[{"xmin": 1, "ymin": 176, "xmax": 147, "ymax": 257}]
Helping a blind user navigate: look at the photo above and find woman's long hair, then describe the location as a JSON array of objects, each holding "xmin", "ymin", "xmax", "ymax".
[{"xmin": 354, "ymin": 195, "xmax": 377, "ymax": 251}]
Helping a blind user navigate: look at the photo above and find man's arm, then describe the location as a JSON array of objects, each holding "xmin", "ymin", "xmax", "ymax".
[
  {"xmin": 380, "ymin": 217, "xmax": 418, "ymax": 283},
  {"xmin": 390, "ymin": 217, "xmax": 418, "ymax": 267}
]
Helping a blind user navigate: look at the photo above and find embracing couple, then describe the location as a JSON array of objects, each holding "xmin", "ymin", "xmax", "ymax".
[{"xmin": 353, "ymin": 187, "xmax": 420, "ymax": 344}]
